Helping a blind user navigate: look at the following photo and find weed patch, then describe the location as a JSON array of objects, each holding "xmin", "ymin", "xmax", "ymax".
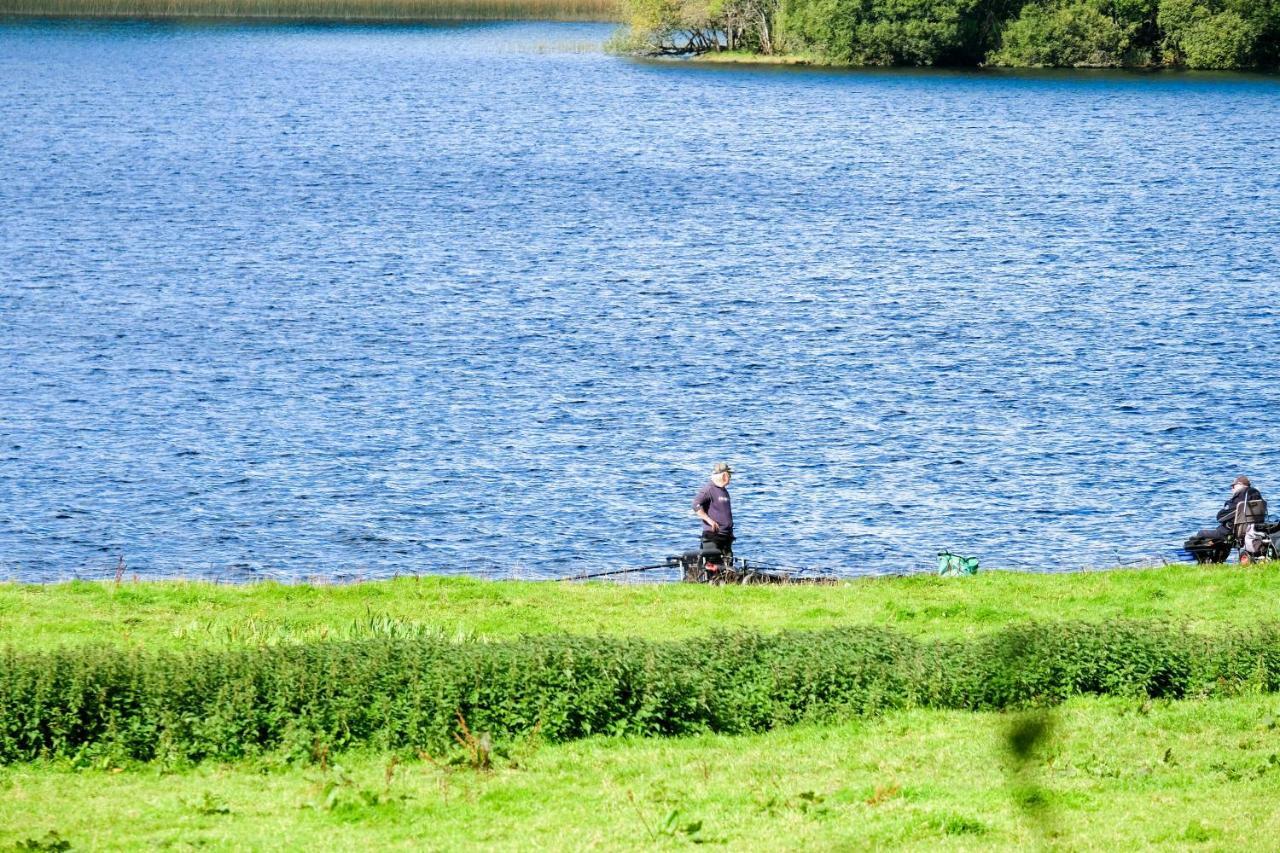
[
  {"xmin": 11, "ymin": 831, "xmax": 71, "ymax": 851},
  {"xmin": 935, "ymin": 813, "xmax": 987, "ymax": 835},
  {"xmin": 182, "ymin": 792, "xmax": 231, "ymax": 815}
]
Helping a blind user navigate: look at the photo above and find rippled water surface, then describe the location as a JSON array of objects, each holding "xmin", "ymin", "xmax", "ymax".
[{"xmin": 2, "ymin": 20, "xmax": 1279, "ymax": 580}]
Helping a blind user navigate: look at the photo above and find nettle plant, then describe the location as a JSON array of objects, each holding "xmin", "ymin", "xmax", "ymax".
[{"xmin": 1, "ymin": 621, "xmax": 1278, "ymax": 764}]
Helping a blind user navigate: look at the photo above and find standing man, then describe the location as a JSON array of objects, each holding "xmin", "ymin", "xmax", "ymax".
[{"xmin": 693, "ymin": 462, "xmax": 734, "ymax": 559}]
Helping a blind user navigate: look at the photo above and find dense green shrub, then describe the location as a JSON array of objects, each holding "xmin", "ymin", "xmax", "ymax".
[
  {"xmin": 2, "ymin": 621, "xmax": 1280, "ymax": 765},
  {"xmin": 988, "ymin": 0, "xmax": 1154, "ymax": 65},
  {"xmin": 1158, "ymin": 0, "xmax": 1270, "ymax": 67},
  {"xmin": 1183, "ymin": 12, "xmax": 1258, "ymax": 66},
  {"xmin": 782, "ymin": 0, "xmax": 990, "ymax": 65}
]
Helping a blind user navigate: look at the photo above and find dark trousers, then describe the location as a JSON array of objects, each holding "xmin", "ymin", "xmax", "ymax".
[
  {"xmin": 700, "ymin": 531, "xmax": 735, "ymax": 561},
  {"xmin": 1196, "ymin": 526, "xmax": 1231, "ymax": 542}
]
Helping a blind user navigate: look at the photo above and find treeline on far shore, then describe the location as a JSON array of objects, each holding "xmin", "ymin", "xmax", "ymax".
[{"xmin": 614, "ymin": 0, "xmax": 1280, "ymax": 69}]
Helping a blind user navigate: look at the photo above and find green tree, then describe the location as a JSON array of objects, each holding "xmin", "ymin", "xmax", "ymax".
[
  {"xmin": 1182, "ymin": 10, "xmax": 1259, "ymax": 66},
  {"xmin": 989, "ymin": 0, "xmax": 1156, "ymax": 66},
  {"xmin": 609, "ymin": 0, "xmax": 782, "ymax": 53},
  {"xmin": 782, "ymin": 0, "xmax": 998, "ymax": 65},
  {"xmin": 1157, "ymin": 0, "xmax": 1274, "ymax": 67}
]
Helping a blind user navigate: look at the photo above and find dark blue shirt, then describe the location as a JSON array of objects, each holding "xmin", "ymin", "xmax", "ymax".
[{"xmin": 693, "ymin": 482, "xmax": 732, "ymax": 533}]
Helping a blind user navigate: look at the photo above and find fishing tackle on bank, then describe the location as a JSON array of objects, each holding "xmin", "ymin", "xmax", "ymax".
[{"xmin": 565, "ymin": 541, "xmax": 837, "ymax": 585}]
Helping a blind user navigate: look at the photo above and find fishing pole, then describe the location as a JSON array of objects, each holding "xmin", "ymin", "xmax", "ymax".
[{"xmin": 562, "ymin": 563, "xmax": 673, "ymax": 582}]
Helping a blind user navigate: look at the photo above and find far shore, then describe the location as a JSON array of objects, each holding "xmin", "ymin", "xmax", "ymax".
[
  {"xmin": 0, "ymin": 1, "xmax": 620, "ymax": 22},
  {"xmin": 678, "ymin": 49, "xmax": 1240, "ymax": 72}
]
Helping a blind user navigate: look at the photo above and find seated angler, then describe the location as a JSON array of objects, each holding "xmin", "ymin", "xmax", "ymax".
[{"xmin": 1195, "ymin": 475, "xmax": 1267, "ymax": 563}]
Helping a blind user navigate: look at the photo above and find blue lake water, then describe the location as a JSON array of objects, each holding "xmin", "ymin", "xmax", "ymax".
[{"xmin": 2, "ymin": 20, "xmax": 1279, "ymax": 581}]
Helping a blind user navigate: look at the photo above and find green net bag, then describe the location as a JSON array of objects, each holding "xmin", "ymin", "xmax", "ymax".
[{"xmin": 937, "ymin": 551, "xmax": 979, "ymax": 576}]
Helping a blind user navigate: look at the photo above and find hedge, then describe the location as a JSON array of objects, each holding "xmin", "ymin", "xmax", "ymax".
[{"xmin": 2, "ymin": 620, "xmax": 1279, "ymax": 764}]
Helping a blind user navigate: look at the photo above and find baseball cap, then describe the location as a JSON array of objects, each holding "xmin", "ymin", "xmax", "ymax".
[{"xmin": 712, "ymin": 462, "xmax": 734, "ymax": 475}]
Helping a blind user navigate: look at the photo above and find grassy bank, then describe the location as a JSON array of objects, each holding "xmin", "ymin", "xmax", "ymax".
[
  {"xmin": 4, "ymin": 694, "xmax": 1280, "ymax": 849},
  {"xmin": 687, "ymin": 49, "xmax": 822, "ymax": 65},
  {"xmin": 5, "ymin": 568, "xmax": 1280, "ymax": 764},
  {"xmin": 0, "ymin": 0, "xmax": 619, "ymax": 21},
  {"xmin": 4, "ymin": 567, "xmax": 1280, "ymax": 847},
  {"xmin": 1, "ymin": 564, "xmax": 1277, "ymax": 650}
]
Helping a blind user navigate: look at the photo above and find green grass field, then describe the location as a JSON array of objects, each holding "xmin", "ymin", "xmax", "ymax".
[
  {"xmin": 3, "ymin": 694, "xmax": 1279, "ymax": 849},
  {"xmin": 3, "ymin": 566, "xmax": 1280, "ymax": 849},
  {"xmin": 1, "ymin": 563, "xmax": 1275, "ymax": 650}
]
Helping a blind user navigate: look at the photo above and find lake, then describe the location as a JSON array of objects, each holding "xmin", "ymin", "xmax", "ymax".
[{"xmin": 2, "ymin": 19, "xmax": 1278, "ymax": 580}]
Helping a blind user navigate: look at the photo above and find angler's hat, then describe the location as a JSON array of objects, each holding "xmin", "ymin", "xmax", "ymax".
[{"xmin": 712, "ymin": 462, "xmax": 734, "ymax": 475}]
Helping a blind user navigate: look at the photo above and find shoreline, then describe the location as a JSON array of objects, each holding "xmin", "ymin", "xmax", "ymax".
[
  {"xmin": 658, "ymin": 49, "xmax": 1280, "ymax": 75},
  {"xmin": 3, "ymin": 561, "xmax": 1277, "ymax": 649},
  {"xmin": 6, "ymin": 20, "xmax": 1275, "ymax": 75},
  {"xmin": 688, "ymin": 49, "xmax": 820, "ymax": 66}
]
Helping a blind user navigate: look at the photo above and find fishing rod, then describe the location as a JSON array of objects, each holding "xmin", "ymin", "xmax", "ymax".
[
  {"xmin": 563, "ymin": 562, "xmax": 674, "ymax": 582},
  {"xmin": 562, "ymin": 551, "xmax": 846, "ymax": 585}
]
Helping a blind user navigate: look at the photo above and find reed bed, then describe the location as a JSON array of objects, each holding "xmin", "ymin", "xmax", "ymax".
[{"xmin": 0, "ymin": 0, "xmax": 620, "ymax": 22}]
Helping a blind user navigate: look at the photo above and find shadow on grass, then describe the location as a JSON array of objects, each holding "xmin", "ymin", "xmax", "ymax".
[{"xmin": 1004, "ymin": 710, "xmax": 1059, "ymax": 844}]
